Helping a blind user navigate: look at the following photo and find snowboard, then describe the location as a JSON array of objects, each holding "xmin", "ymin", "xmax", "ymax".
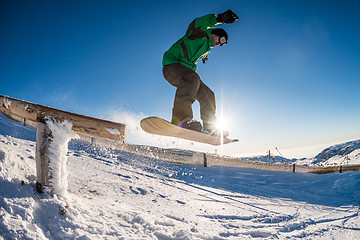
[{"xmin": 140, "ymin": 117, "xmax": 238, "ymax": 146}]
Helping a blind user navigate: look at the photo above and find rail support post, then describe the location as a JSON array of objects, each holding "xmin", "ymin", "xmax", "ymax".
[
  {"xmin": 204, "ymin": 153, "xmax": 209, "ymax": 167},
  {"xmin": 35, "ymin": 121, "xmax": 53, "ymax": 194}
]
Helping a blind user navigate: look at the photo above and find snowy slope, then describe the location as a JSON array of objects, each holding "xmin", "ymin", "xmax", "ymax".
[
  {"xmin": 314, "ymin": 140, "xmax": 360, "ymax": 166},
  {"xmin": 0, "ymin": 113, "xmax": 360, "ymax": 239},
  {"xmin": 316, "ymin": 140, "xmax": 360, "ymax": 160},
  {"xmin": 295, "ymin": 140, "xmax": 360, "ymax": 167},
  {"xmin": 242, "ymin": 140, "xmax": 360, "ymax": 167}
]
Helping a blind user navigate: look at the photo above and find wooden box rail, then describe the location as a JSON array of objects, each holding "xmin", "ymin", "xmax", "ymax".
[{"xmin": 0, "ymin": 95, "xmax": 127, "ymax": 142}]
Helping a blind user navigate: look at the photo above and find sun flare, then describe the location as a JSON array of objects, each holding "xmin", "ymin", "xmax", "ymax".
[{"xmin": 215, "ymin": 117, "xmax": 229, "ymax": 131}]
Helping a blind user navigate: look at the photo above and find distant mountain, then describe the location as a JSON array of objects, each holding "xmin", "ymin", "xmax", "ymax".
[
  {"xmin": 244, "ymin": 155, "xmax": 296, "ymax": 164},
  {"xmin": 246, "ymin": 140, "xmax": 360, "ymax": 167},
  {"xmin": 295, "ymin": 139, "xmax": 360, "ymax": 166},
  {"xmin": 315, "ymin": 139, "xmax": 360, "ymax": 161}
]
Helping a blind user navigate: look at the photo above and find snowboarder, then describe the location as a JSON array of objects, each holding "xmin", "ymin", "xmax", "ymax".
[{"xmin": 162, "ymin": 10, "xmax": 238, "ymax": 136}]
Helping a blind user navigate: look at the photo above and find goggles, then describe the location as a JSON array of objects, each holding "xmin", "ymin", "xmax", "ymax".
[{"xmin": 219, "ymin": 36, "xmax": 227, "ymax": 46}]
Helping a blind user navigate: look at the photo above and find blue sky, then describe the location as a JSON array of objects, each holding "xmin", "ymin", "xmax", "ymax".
[{"xmin": 1, "ymin": 0, "xmax": 360, "ymax": 158}]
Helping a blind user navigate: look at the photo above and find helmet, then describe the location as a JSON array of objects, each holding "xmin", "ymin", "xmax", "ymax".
[{"xmin": 211, "ymin": 28, "xmax": 228, "ymax": 46}]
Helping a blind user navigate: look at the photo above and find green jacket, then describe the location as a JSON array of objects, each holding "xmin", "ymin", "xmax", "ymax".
[{"xmin": 162, "ymin": 14, "xmax": 220, "ymax": 72}]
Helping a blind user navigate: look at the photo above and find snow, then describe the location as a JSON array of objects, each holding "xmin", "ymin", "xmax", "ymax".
[
  {"xmin": 106, "ymin": 128, "xmax": 121, "ymax": 135},
  {"xmin": 45, "ymin": 118, "xmax": 79, "ymax": 199},
  {"xmin": 2, "ymin": 97, "xmax": 11, "ymax": 110},
  {"xmin": 294, "ymin": 140, "xmax": 360, "ymax": 167},
  {"xmin": 324, "ymin": 149, "xmax": 360, "ymax": 166},
  {"xmin": 0, "ymin": 112, "xmax": 360, "ymax": 239},
  {"xmin": 314, "ymin": 140, "xmax": 360, "ymax": 166}
]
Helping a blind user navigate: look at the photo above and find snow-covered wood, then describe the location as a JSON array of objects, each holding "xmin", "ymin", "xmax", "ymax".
[
  {"xmin": 0, "ymin": 95, "xmax": 127, "ymax": 142},
  {"xmin": 1, "ymin": 94, "xmax": 128, "ymax": 194}
]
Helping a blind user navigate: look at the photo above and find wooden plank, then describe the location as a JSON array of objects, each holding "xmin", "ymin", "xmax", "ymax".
[
  {"xmin": 204, "ymin": 154, "xmax": 360, "ymax": 174},
  {"xmin": 307, "ymin": 164, "xmax": 360, "ymax": 174},
  {"xmin": 0, "ymin": 95, "xmax": 127, "ymax": 142}
]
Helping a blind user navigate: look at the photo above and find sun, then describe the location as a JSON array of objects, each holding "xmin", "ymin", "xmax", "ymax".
[{"xmin": 215, "ymin": 116, "xmax": 229, "ymax": 132}]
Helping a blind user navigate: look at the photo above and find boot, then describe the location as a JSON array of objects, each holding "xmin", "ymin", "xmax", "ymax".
[{"xmin": 178, "ymin": 120, "xmax": 202, "ymax": 132}]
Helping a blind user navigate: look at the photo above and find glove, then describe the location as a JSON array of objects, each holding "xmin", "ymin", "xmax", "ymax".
[
  {"xmin": 202, "ymin": 57, "xmax": 208, "ymax": 64},
  {"xmin": 216, "ymin": 10, "xmax": 239, "ymax": 24}
]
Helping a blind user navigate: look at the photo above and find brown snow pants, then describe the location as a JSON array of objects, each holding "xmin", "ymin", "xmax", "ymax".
[{"xmin": 163, "ymin": 63, "xmax": 216, "ymax": 126}]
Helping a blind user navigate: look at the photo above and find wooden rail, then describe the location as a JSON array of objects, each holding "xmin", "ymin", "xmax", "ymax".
[
  {"xmin": 0, "ymin": 95, "xmax": 127, "ymax": 142},
  {"xmin": 1, "ymin": 94, "xmax": 128, "ymax": 194}
]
